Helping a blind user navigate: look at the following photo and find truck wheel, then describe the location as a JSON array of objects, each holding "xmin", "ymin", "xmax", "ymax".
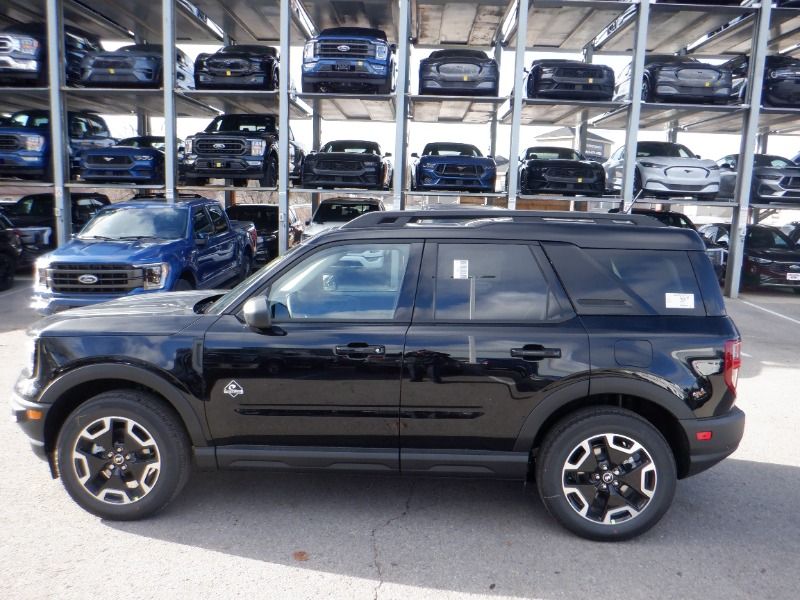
[
  {"xmin": 184, "ymin": 177, "xmax": 209, "ymax": 187},
  {"xmin": 55, "ymin": 390, "xmax": 191, "ymax": 521},
  {"xmin": 536, "ymin": 407, "xmax": 676, "ymax": 541},
  {"xmin": 377, "ymin": 80, "xmax": 393, "ymax": 95},
  {"xmin": 260, "ymin": 155, "xmax": 278, "ymax": 188},
  {"xmin": 0, "ymin": 253, "xmax": 15, "ymax": 291},
  {"xmin": 232, "ymin": 179, "xmax": 248, "ymax": 188},
  {"xmin": 239, "ymin": 250, "xmax": 254, "ymax": 281}
]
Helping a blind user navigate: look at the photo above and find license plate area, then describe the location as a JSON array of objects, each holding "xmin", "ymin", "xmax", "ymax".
[
  {"xmin": 787, "ymin": 272, "xmax": 800, "ymax": 281},
  {"xmin": 334, "ymin": 62, "xmax": 352, "ymax": 71}
]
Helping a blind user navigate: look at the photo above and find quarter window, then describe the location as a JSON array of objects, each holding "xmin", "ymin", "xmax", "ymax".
[{"xmin": 207, "ymin": 205, "xmax": 228, "ymax": 234}]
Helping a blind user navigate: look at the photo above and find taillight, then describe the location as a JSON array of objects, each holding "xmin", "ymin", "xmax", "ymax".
[{"xmin": 724, "ymin": 339, "xmax": 742, "ymax": 396}]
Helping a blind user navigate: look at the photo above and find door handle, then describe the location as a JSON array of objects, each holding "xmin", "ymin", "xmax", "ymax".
[
  {"xmin": 334, "ymin": 343, "xmax": 386, "ymax": 358},
  {"xmin": 510, "ymin": 346, "xmax": 562, "ymax": 361}
]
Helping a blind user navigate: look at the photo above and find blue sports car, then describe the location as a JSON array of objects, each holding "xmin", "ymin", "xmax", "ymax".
[
  {"xmin": 410, "ymin": 143, "xmax": 496, "ymax": 193},
  {"xmin": 80, "ymin": 136, "xmax": 171, "ymax": 184}
]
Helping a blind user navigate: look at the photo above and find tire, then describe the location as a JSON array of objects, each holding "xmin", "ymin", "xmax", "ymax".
[
  {"xmin": 184, "ymin": 176, "xmax": 209, "ymax": 186},
  {"xmin": 55, "ymin": 390, "xmax": 191, "ymax": 521},
  {"xmin": 535, "ymin": 407, "xmax": 677, "ymax": 541},
  {"xmin": 0, "ymin": 253, "xmax": 15, "ymax": 291},
  {"xmin": 269, "ymin": 67, "xmax": 279, "ymax": 91},
  {"xmin": 260, "ymin": 155, "xmax": 278, "ymax": 188},
  {"xmin": 232, "ymin": 178, "xmax": 248, "ymax": 188},
  {"xmin": 793, "ymin": 288, "xmax": 800, "ymax": 295},
  {"xmin": 173, "ymin": 277, "xmax": 194, "ymax": 291},
  {"xmin": 376, "ymin": 80, "xmax": 393, "ymax": 95},
  {"xmin": 239, "ymin": 249, "xmax": 253, "ymax": 281},
  {"xmin": 641, "ymin": 77, "xmax": 651, "ymax": 103},
  {"xmin": 633, "ymin": 169, "xmax": 643, "ymax": 198}
]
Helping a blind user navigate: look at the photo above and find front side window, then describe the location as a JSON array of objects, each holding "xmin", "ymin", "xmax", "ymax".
[
  {"xmin": 267, "ymin": 243, "xmax": 412, "ymax": 320},
  {"xmin": 432, "ymin": 243, "xmax": 566, "ymax": 322}
]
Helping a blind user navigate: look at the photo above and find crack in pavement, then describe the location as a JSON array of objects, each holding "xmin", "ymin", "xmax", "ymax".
[{"xmin": 370, "ymin": 481, "xmax": 415, "ymax": 600}]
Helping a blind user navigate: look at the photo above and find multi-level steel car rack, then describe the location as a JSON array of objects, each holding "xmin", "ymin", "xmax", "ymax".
[{"xmin": 1, "ymin": 0, "xmax": 800, "ymax": 297}]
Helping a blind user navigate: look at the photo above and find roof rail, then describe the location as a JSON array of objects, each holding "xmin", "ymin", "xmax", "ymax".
[{"xmin": 341, "ymin": 210, "xmax": 663, "ymax": 230}]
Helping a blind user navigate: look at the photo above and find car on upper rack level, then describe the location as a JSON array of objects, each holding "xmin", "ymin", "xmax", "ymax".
[
  {"xmin": 302, "ymin": 27, "xmax": 395, "ymax": 94},
  {"xmin": 615, "ymin": 55, "xmax": 731, "ymax": 104},
  {"xmin": 194, "ymin": 44, "xmax": 280, "ymax": 90},
  {"xmin": 410, "ymin": 142, "xmax": 496, "ymax": 193},
  {"xmin": 301, "ymin": 196, "xmax": 385, "ymax": 240},
  {"xmin": 722, "ymin": 54, "xmax": 800, "ymax": 107},
  {"xmin": 515, "ymin": 146, "xmax": 605, "ymax": 196},
  {"xmin": 604, "ymin": 141, "xmax": 720, "ymax": 200},
  {"xmin": 716, "ymin": 153, "xmax": 800, "ymax": 204},
  {"xmin": 301, "ymin": 140, "xmax": 392, "ymax": 190},
  {"xmin": 419, "ymin": 49, "xmax": 499, "ymax": 96},
  {"xmin": 80, "ymin": 43, "xmax": 193, "ymax": 89},
  {"xmin": 526, "ymin": 59, "xmax": 614, "ymax": 101},
  {"xmin": 80, "ymin": 136, "xmax": 172, "ymax": 185}
]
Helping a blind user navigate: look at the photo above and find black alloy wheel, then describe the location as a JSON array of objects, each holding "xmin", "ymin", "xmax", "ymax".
[
  {"xmin": 0, "ymin": 252, "xmax": 15, "ymax": 291},
  {"xmin": 260, "ymin": 155, "xmax": 279, "ymax": 188}
]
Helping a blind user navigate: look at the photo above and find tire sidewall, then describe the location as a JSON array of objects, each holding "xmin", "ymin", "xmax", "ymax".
[
  {"xmin": 56, "ymin": 394, "xmax": 187, "ymax": 521},
  {"xmin": 537, "ymin": 410, "xmax": 676, "ymax": 541}
]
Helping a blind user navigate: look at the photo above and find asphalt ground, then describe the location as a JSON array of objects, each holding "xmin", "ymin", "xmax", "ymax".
[{"xmin": 1, "ymin": 282, "xmax": 798, "ymax": 600}]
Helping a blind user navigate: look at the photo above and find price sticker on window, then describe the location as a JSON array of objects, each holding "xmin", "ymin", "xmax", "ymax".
[
  {"xmin": 665, "ymin": 293, "xmax": 695, "ymax": 309},
  {"xmin": 453, "ymin": 259, "xmax": 469, "ymax": 280}
]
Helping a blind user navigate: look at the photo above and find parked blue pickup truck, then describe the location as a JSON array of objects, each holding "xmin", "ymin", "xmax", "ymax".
[{"xmin": 32, "ymin": 197, "xmax": 253, "ymax": 314}]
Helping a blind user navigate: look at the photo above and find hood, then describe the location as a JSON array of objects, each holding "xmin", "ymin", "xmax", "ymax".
[
  {"xmin": 304, "ymin": 222, "xmax": 344, "ymax": 237},
  {"xmin": 198, "ymin": 130, "xmax": 277, "ymax": 138},
  {"xmin": 746, "ymin": 247, "xmax": 800, "ymax": 262},
  {"xmin": 637, "ymin": 156, "xmax": 717, "ymax": 169},
  {"xmin": 33, "ymin": 290, "xmax": 221, "ymax": 337},
  {"xmin": 0, "ymin": 125, "xmax": 47, "ymax": 135},
  {"xmin": 524, "ymin": 158, "xmax": 600, "ymax": 168},
  {"xmin": 419, "ymin": 155, "xmax": 495, "ymax": 166},
  {"xmin": 308, "ymin": 152, "xmax": 380, "ymax": 161},
  {"xmin": 46, "ymin": 238, "xmax": 184, "ymax": 264},
  {"xmin": 83, "ymin": 146, "xmax": 163, "ymax": 157},
  {"xmin": 89, "ymin": 49, "xmax": 162, "ymax": 59}
]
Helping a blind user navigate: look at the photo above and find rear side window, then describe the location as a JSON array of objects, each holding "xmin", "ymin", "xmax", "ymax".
[{"xmin": 544, "ymin": 243, "xmax": 705, "ymax": 316}]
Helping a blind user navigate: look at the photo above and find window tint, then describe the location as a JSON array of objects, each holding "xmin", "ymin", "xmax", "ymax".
[
  {"xmin": 268, "ymin": 243, "xmax": 411, "ymax": 320},
  {"xmin": 207, "ymin": 205, "xmax": 228, "ymax": 234},
  {"xmin": 748, "ymin": 227, "xmax": 791, "ymax": 249},
  {"xmin": 433, "ymin": 244, "xmax": 565, "ymax": 322},
  {"xmin": 193, "ymin": 209, "xmax": 213, "ymax": 236}
]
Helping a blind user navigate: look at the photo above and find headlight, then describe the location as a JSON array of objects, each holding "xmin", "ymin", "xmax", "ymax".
[
  {"xmin": 540, "ymin": 67, "xmax": 555, "ymax": 75},
  {"xmin": 303, "ymin": 41, "xmax": 316, "ymax": 61},
  {"xmin": 23, "ymin": 134, "xmax": 44, "ymax": 152},
  {"xmin": 134, "ymin": 155, "xmax": 154, "ymax": 161},
  {"xmin": 761, "ymin": 173, "xmax": 782, "ymax": 181},
  {"xmin": 15, "ymin": 36, "xmax": 39, "ymax": 55},
  {"xmin": 35, "ymin": 256, "xmax": 51, "ymax": 290},
  {"xmin": 185, "ymin": 137, "xmax": 194, "ymax": 154},
  {"xmin": 139, "ymin": 262, "xmax": 170, "ymax": 290},
  {"xmin": 751, "ymin": 257, "xmax": 772, "ymax": 265},
  {"xmin": 375, "ymin": 43, "xmax": 388, "ymax": 60},
  {"xmin": 640, "ymin": 161, "xmax": 667, "ymax": 168},
  {"xmin": 250, "ymin": 139, "xmax": 266, "ymax": 156}
]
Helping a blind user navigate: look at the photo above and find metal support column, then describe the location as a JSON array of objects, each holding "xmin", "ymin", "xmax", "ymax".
[
  {"xmin": 621, "ymin": 0, "xmax": 650, "ymax": 207},
  {"xmin": 725, "ymin": 0, "xmax": 771, "ymax": 298},
  {"xmin": 46, "ymin": 0, "xmax": 70, "ymax": 246},
  {"xmin": 278, "ymin": 0, "xmax": 291, "ymax": 253},
  {"xmin": 507, "ymin": 0, "xmax": 529, "ymax": 209},
  {"xmin": 574, "ymin": 45, "xmax": 593, "ymax": 155},
  {"xmin": 393, "ymin": 0, "xmax": 411, "ymax": 210},
  {"xmin": 667, "ymin": 120, "xmax": 679, "ymax": 144},
  {"xmin": 311, "ymin": 100, "xmax": 321, "ymax": 212},
  {"xmin": 162, "ymin": 0, "xmax": 178, "ymax": 202},
  {"xmin": 489, "ymin": 41, "xmax": 503, "ymax": 158},
  {"xmin": 756, "ymin": 127, "xmax": 769, "ymax": 154}
]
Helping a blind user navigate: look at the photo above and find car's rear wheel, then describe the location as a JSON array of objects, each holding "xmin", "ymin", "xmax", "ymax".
[
  {"xmin": 270, "ymin": 68, "xmax": 279, "ymax": 91},
  {"xmin": 0, "ymin": 253, "xmax": 15, "ymax": 291},
  {"xmin": 536, "ymin": 407, "xmax": 676, "ymax": 541},
  {"xmin": 56, "ymin": 390, "xmax": 191, "ymax": 521}
]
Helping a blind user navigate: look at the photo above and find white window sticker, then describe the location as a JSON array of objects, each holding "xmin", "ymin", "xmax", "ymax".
[
  {"xmin": 453, "ymin": 259, "xmax": 469, "ymax": 280},
  {"xmin": 665, "ymin": 293, "xmax": 695, "ymax": 310}
]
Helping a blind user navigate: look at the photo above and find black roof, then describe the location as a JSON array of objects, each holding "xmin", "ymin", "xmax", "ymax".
[
  {"xmin": 219, "ymin": 45, "xmax": 277, "ymax": 56},
  {"xmin": 319, "ymin": 27, "xmax": 387, "ymax": 41}
]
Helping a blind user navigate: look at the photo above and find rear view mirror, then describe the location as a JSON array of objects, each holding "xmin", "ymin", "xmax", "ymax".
[
  {"xmin": 411, "ymin": 152, "xmax": 419, "ymax": 158},
  {"xmin": 243, "ymin": 297, "xmax": 272, "ymax": 330}
]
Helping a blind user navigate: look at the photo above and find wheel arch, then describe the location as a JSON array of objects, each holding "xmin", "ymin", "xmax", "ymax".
[
  {"xmin": 514, "ymin": 378, "xmax": 692, "ymax": 479},
  {"xmin": 40, "ymin": 364, "xmax": 212, "ymax": 469}
]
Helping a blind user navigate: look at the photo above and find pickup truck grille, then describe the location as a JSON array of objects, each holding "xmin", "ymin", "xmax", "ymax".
[
  {"xmin": 318, "ymin": 40, "xmax": 371, "ymax": 59},
  {"xmin": 0, "ymin": 135, "xmax": 20, "ymax": 151},
  {"xmin": 47, "ymin": 263, "xmax": 143, "ymax": 294},
  {"xmin": 86, "ymin": 155, "xmax": 134, "ymax": 166},
  {"xmin": 195, "ymin": 137, "xmax": 246, "ymax": 155},
  {"xmin": 0, "ymin": 37, "xmax": 13, "ymax": 53}
]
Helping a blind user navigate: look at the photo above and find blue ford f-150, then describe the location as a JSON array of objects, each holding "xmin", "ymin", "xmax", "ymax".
[{"xmin": 32, "ymin": 197, "xmax": 253, "ymax": 314}]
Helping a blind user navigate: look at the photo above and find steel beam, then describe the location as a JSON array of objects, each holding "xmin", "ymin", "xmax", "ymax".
[
  {"xmin": 756, "ymin": 127, "xmax": 769, "ymax": 154},
  {"xmin": 46, "ymin": 0, "xmax": 70, "ymax": 247},
  {"xmin": 725, "ymin": 0, "xmax": 771, "ymax": 299},
  {"xmin": 394, "ymin": 0, "xmax": 412, "ymax": 210},
  {"xmin": 278, "ymin": 0, "xmax": 291, "ymax": 253},
  {"xmin": 667, "ymin": 120, "xmax": 679, "ymax": 144},
  {"xmin": 162, "ymin": 0, "xmax": 177, "ymax": 202},
  {"xmin": 621, "ymin": 0, "xmax": 650, "ymax": 208},
  {"xmin": 311, "ymin": 100, "xmax": 321, "ymax": 212},
  {"xmin": 507, "ymin": 0, "xmax": 529, "ymax": 209},
  {"xmin": 489, "ymin": 41, "xmax": 503, "ymax": 158}
]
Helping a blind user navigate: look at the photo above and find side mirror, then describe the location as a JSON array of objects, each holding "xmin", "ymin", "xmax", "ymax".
[
  {"xmin": 384, "ymin": 152, "xmax": 392, "ymax": 158},
  {"xmin": 717, "ymin": 236, "xmax": 729, "ymax": 248},
  {"xmin": 195, "ymin": 232, "xmax": 209, "ymax": 246},
  {"xmin": 411, "ymin": 152, "xmax": 419, "ymax": 158},
  {"xmin": 720, "ymin": 163, "xmax": 733, "ymax": 170},
  {"xmin": 243, "ymin": 297, "xmax": 272, "ymax": 330},
  {"xmin": 305, "ymin": 219, "xmax": 311, "ymax": 226},
  {"xmin": 696, "ymin": 154, "xmax": 702, "ymax": 159}
]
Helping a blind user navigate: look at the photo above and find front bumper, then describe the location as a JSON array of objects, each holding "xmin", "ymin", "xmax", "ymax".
[
  {"xmin": 183, "ymin": 156, "xmax": 265, "ymax": 179},
  {"xmin": 81, "ymin": 61, "xmax": 161, "ymax": 87},
  {"xmin": 652, "ymin": 76, "xmax": 730, "ymax": 103},
  {"xmin": 753, "ymin": 178, "xmax": 800, "ymax": 203},
  {"xmin": 763, "ymin": 79, "xmax": 800, "ymax": 107},
  {"xmin": 0, "ymin": 150, "xmax": 46, "ymax": 176},
  {"xmin": 302, "ymin": 161, "xmax": 382, "ymax": 188},
  {"xmin": 10, "ymin": 390, "xmax": 49, "ymax": 461},
  {"xmin": 196, "ymin": 72, "xmax": 269, "ymax": 88},
  {"xmin": 419, "ymin": 76, "xmax": 497, "ymax": 96},
  {"xmin": 31, "ymin": 286, "xmax": 169, "ymax": 315},
  {"xmin": 528, "ymin": 75, "xmax": 614, "ymax": 100},
  {"xmin": 302, "ymin": 59, "xmax": 391, "ymax": 90},
  {"xmin": 0, "ymin": 55, "xmax": 42, "ymax": 81},
  {"xmin": 641, "ymin": 167, "xmax": 719, "ymax": 196},
  {"xmin": 681, "ymin": 407, "xmax": 745, "ymax": 477},
  {"xmin": 81, "ymin": 163, "xmax": 161, "ymax": 183}
]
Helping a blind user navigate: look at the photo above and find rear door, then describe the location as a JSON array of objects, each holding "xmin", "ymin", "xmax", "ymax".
[
  {"xmin": 205, "ymin": 204, "xmax": 238, "ymax": 285},
  {"xmin": 400, "ymin": 241, "xmax": 591, "ymax": 476}
]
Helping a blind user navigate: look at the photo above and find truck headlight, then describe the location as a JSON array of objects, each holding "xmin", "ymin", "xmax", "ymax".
[
  {"xmin": 23, "ymin": 134, "xmax": 44, "ymax": 152},
  {"xmin": 303, "ymin": 41, "xmax": 316, "ymax": 61},
  {"xmin": 250, "ymin": 139, "xmax": 266, "ymax": 156},
  {"xmin": 35, "ymin": 256, "xmax": 51, "ymax": 290},
  {"xmin": 375, "ymin": 43, "xmax": 388, "ymax": 60},
  {"xmin": 16, "ymin": 36, "xmax": 39, "ymax": 55},
  {"xmin": 540, "ymin": 67, "xmax": 555, "ymax": 76},
  {"xmin": 184, "ymin": 137, "xmax": 194, "ymax": 154},
  {"xmin": 139, "ymin": 262, "xmax": 170, "ymax": 290}
]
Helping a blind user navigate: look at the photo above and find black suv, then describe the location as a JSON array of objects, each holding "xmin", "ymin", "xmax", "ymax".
[{"xmin": 11, "ymin": 210, "xmax": 744, "ymax": 541}]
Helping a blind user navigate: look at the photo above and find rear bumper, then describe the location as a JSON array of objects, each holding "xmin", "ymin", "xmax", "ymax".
[{"xmin": 681, "ymin": 407, "xmax": 745, "ymax": 477}]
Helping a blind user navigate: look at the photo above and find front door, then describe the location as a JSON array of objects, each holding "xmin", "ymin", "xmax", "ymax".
[
  {"xmin": 203, "ymin": 241, "xmax": 422, "ymax": 470},
  {"xmin": 400, "ymin": 242, "xmax": 591, "ymax": 475}
]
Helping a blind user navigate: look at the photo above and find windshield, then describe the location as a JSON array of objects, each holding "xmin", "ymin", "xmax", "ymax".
[
  {"xmin": 313, "ymin": 202, "xmax": 380, "ymax": 224},
  {"xmin": 321, "ymin": 141, "xmax": 381, "ymax": 154},
  {"xmin": 525, "ymin": 147, "xmax": 580, "ymax": 160},
  {"xmin": 221, "ymin": 45, "xmax": 276, "ymax": 55},
  {"xmin": 120, "ymin": 44, "xmax": 162, "ymax": 53},
  {"xmin": 637, "ymin": 142, "xmax": 694, "ymax": 159},
  {"xmin": 423, "ymin": 143, "xmax": 482, "ymax": 157},
  {"xmin": 748, "ymin": 227, "xmax": 793, "ymax": 249},
  {"xmin": 118, "ymin": 137, "xmax": 165, "ymax": 150},
  {"xmin": 10, "ymin": 111, "xmax": 49, "ymax": 128},
  {"xmin": 226, "ymin": 205, "xmax": 278, "ymax": 229},
  {"xmin": 205, "ymin": 115, "xmax": 277, "ymax": 133},
  {"xmin": 754, "ymin": 155, "xmax": 794, "ymax": 168},
  {"xmin": 78, "ymin": 206, "xmax": 188, "ymax": 240}
]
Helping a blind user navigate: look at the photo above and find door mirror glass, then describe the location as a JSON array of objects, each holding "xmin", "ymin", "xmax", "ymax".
[
  {"xmin": 195, "ymin": 232, "xmax": 209, "ymax": 246},
  {"xmin": 243, "ymin": 296, "xmax": 272, "ymax": 330},
  {"xmin": 720, "ymin": 163, "xmax": 733, "ymax": 170}
]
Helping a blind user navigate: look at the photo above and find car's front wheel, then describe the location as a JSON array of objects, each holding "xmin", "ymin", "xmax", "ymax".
[
  {"xmin": 536, "ymin": 407, "xmax": 677, "ymax": 541},
  {"xmin": 56, "ymin": 390, "xmax": 191, "ymax": 521}
]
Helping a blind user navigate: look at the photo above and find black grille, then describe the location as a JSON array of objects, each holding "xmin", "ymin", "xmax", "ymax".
[
  {"xmin": 555, "ymin": 67, "xmax": 605, "ymax": 78},
  {"xmin": 196, "ymin": 137, "xmax": 246, "ymax": 155},
  {"xmin": 47, "ymin": 263, "xmax": 143, "ymax": 294},
  {"xmin": 86, "ymin": 155, "xmax": 133, "ymax": 166},
  {"xmin": 769, "ymin": 262, "xmax": 800, "ymax": 274},
  {"xmin": 208, "ymin": 58, "xmax": 251, "ymax": 73},
  {"xmin": 318, "ymin": 40, "xmax": 371, "ymax": 59},
  {"xmin": 92, "ymin": 58, "xmax": 132, "ymax": 69},
  {"xmin": 0, "ymin": 37, "xmax": 12, "ymax": 53},
  {"xmin": 0, "ymin": 135, "xmax": 20, "ymax": 151},
  {"xmin": 665, "ymin": 183, "xmax": 703, "ymax": 191},
  {"xmin": 781, "ymin": 177, "xmax": 800, "ymax": 189},
  {"xmin": 317, "ymin": 160, "xmax": 362, "ymax": 171},
  {"xmin": 436, "ymin": 164, "xmax": 480, "ymax": 176},
  {"xmin": 544, "ymin": 167, "xmax": 592, "ymax": 179}
]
